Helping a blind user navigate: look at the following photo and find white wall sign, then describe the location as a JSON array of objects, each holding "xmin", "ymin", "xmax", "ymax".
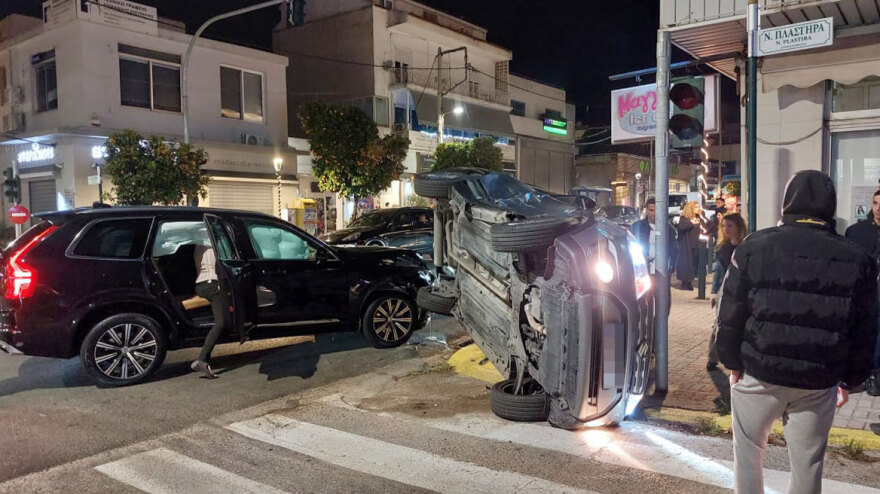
[
  {"xmin": 41, "ymin": 0, "xmax": 76, "ymax": 30},
  {"xmin": 758, "ymin": 17, "xmax": 833, "ymax": 57},
  {"xmin": 611, "ymin": 75, "xmax": 718, "ymax": 144},
  {"xmin": 17, "ymin": 143, "xmax": 55, "ymax": 163}
]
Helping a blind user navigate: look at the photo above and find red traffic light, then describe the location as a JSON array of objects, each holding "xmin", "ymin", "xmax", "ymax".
[{"xmin": 670, "ymin": 83, "xmax": 704, "ymax": 110}]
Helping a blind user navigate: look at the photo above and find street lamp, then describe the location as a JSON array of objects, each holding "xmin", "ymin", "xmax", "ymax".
[
  {"xmin": 437, "ymin": 105, "xmax": 464, "ymax": 144},
  {"xmin": 273, "ymin": 157, "xmax": 283, "ymax": 218}
]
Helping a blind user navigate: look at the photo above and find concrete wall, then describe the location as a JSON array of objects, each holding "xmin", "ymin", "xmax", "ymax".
[
  {"xmin": 518, "ymin": 137, "xmax": 574, "ymax": 194},
  {"xmin": 274, "ymin": 8, "xmax": 375, "ymax": 136}
]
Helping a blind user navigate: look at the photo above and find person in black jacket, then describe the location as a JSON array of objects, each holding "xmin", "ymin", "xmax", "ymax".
[
  {"xmin": 845, "ymin": 190, "xmax": 880, "ymax": 398},
  {"xmin": 630, "ymin": 197, "xmax": 677, "ymax": 275},
  {"xmin": 717, "ymin": 171, "xmax": 878, "ymax": 493},
  {"xmin": 675, "ymin": 201, "xmax": 702, "ymax": 290}
]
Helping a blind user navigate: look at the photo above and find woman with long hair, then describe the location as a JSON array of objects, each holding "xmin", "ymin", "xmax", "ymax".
[
  {"xmin": 707, "ymin": 212, "xmax": 747, "ymax": 370},
  {"xmin": 676, "ymin": 201, "xmax": 702, "ymax": 290}
]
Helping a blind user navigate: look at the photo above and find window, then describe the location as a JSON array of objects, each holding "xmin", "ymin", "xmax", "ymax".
[
  {"xmin": 832, "ymin": 77, "xmax": 880, "ymax": 113},
  {"xmin": 32, "ymin": 50, "xmax": 57, "ymax": 112},
  {"xmin": 831, "ymin": 129, "xmax": 880, "ymax": 231},
  {"xmin": 545, "ymin": 108, "xmax": 563, "ymax": 120},
  {"xmin": 510, "ymin": 100, "xmax": 525, "ymax": 117},
  {"xmin": 244, "ymin": 221, "xmax": 316, "ymax": 261},
  {"xmin": 72, "ymin": 218, "xmax": 153, "ymax": 259},
  {"xmin": 220, "ymin": 66, "xmax": 263, "ymax": 123},
  {"xmin": 0, "ymin": 66, "xmax": 7, "ymax": 105},
  {"xmin": 119, "ymin": 45, "xmax": 181, "ymax": 112}
]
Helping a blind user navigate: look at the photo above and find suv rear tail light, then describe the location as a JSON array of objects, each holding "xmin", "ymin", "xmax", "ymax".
[{"xmin": 5, "ymin": 226, "xmax": 58, "ymax": 300}]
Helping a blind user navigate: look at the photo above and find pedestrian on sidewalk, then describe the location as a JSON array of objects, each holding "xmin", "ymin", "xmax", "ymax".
[
  {"xmin": 675, "ymin": 201, "xmax": 701, "ymax": 291},
  {"xmin": 706, "ymin": 212, "xmax": 746, "ymax": 371},
  {"xmin": 631, "ymin": 197, "xmax": 677, "ymax": 311},
  {"xmin": 717, "ymin": 171, "xmax": 878, "ymax": 494},
  {"xmin": 844, "ymin": 190, "xmax": 880, "ymax": 398}
]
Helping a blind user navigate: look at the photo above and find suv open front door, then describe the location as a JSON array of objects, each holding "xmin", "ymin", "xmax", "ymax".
[{"xmin": 204, "ymin": 214, "xmax": 255, "ymax": 338}]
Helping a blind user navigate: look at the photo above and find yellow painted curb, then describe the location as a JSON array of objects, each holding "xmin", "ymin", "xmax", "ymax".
[
  {"xmin": 447, "ymin": 344, "xmax": 504, "ymax": 383},
  {"xmin": 644, "ymin": 408, "xmax": 880, "ymax": 450}
]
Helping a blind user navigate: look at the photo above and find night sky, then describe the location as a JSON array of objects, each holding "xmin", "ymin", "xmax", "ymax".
[{"xmin": 1, "ymin": 0, "xmax": 681, "ymax": 125}]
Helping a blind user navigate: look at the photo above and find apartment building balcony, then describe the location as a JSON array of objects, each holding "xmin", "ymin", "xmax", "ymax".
[
  {"xmin": 388, "ymin": 65, "xmax": 510, "ymax": 108},
  {"xmin": 661, "ymin": 0, "xmax": 879, "ymax": 78}
]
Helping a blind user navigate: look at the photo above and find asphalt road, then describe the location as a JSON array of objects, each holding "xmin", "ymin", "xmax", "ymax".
[{"xmin": 0, "ymin": 318, "xmax": 461, "ymax": 483}]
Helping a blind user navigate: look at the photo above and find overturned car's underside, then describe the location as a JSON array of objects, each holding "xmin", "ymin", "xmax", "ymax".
[{"xmin": 414, "ymin": 169, "xmax": 654, "ymax": 429}]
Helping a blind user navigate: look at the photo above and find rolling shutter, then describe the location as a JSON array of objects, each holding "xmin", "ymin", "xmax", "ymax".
[
  {"xmin": 208, "ymin": 182, "xmax": 274, "ymax": 215},
  {"xmin": 28, "ymin": 179, "xmax": 56, "ymax": 214}
]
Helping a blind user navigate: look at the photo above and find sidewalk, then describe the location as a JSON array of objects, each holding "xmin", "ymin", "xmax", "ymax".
[{"xmin": 658, "ymin": 281, "xmax": 880, "ymax": 432}]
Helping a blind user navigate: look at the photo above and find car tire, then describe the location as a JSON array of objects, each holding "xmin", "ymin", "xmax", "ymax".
[
  {"xmin": 80, "ymin": 313, "xmax": 167, "ymax": 387},
  {"xmin": 490, "ymin": 379, "xmax": 550, "ymax": 422},
  {"xmin": 362, "ymin": 295, "xmax": 418, "ymax": 348},
  {"xmin": 416, "ymin": 286, "xmax": 456, "ymax": 316},
  {"xmin": 413, "ymin": 171, "xmax": 468, "ymax": 199},
  {"xmin": 489, "ymin": 217, "xmax": 576, "ymax": 253}
]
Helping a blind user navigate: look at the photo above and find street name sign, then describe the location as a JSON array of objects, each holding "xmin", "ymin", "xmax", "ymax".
[
  {"xmin": 758, "ymin": 17, "xmax": 833, "ymax": 57},
  {"xmin": 88, "ymin": 175, "xmax": 102, "ymax": 185}
]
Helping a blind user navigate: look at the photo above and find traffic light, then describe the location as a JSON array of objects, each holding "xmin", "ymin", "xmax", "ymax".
[
  {"xmin": 3, "ymin": 167, "xmax": 20, "ymax": 205},
  {"xmin": 669, "ymin": 76, "xmax": 705, "ymax": 149},
  {"xmin": 288, "ymin": 0, "xmax": 305, "ymax": 26}
]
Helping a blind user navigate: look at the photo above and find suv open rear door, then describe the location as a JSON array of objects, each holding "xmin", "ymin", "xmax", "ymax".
[{"xmin": 204, "ymin": 214, "xmax": 255, "ymax": 337}]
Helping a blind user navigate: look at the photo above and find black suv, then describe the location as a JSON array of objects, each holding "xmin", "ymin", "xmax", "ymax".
[
  {"xmin": 320, "ymin": 207, "xmax": 433, "ymax": 245},
  {"xmin": 0, "ymin": 207, "xmax": 431, "ymax": 386}
]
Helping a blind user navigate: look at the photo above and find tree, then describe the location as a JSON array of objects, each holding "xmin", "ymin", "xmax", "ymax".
[
  {"xmin": 432, "ymin": 136, "xmax": 503, "ymax": 172},
  {"xmin": 103, "ymin": 130, "xmax": 209, "ymax": 205},
  {"xmin": 724, "ymin": 180, "xmax": 741, "ymax": 198},
  {"xmin": 299, "ymin": 101, "xmax": 409, "ymax": 215}
]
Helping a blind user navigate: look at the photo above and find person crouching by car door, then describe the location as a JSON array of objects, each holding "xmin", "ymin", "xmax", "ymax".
[{"xmin": 191, "ymin": 228, "xmax": 228, "ymax": 379}]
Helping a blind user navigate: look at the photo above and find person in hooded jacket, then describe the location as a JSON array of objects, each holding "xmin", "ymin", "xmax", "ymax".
[
  {"xmin": 717, "ymin": 171, "xmax": 878, "ymax": 493},
  {"xmin": 845, "ymin": 189, "xmax": 880, "ymax": 398}
]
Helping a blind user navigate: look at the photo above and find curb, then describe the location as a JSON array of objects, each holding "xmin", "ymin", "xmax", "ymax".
[{"xmin": 447, "ymin": 345, "xmax": 880, "ymax": 450}]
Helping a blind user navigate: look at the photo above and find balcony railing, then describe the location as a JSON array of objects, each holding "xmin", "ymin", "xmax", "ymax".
[
  {"xmin": 390, "ymin": 66, "xmax": 509, "ymax": 106},
  {"xmin": 661, "ymin": 0, "xmax": 841, "ymax": 28}
]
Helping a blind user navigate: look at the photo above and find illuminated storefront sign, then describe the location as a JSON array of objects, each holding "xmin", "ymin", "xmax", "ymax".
[
  {"xmin": 543, "ymin": 118, "xmax": 568, "ymax": 136},
  {"xmin": 17, "ymin": 143, "xmax": 55, "ymax": 163}
]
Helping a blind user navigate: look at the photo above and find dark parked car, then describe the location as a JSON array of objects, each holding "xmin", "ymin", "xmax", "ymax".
[
  {"xmin": 0, "ymin": 207, "xmax": 431, "ymax": 386},
  {"xmin": 320, "ymin": 207, "xmax": 433, "ymax": 245},
  {"xmin": 414, "ymin": 169, "xmax": 653, "ymax": 429},
  {"xmin": 364, "ymin": 228, "xmax": 435, "ymax": 265}
]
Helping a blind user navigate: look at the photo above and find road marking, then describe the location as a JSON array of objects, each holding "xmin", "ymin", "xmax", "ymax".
[
  {"xmin": 419, "ymin": 414, "xmax": 880, "ymax": 494},
  {"xmin": 227, "ymin": 414, "xmax": 598, "ymax": 494},
  {"xmin": 94, "ymin": 448, "xmax": 287, "ymax": 494}
]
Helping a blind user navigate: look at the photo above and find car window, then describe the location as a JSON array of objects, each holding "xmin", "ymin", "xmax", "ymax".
[
  {"xmin": 72, "ymin": 218, "xmax": 152, "ymax": 259},
  {"xmin": 394, "ymin": 212, "xmax": 413, "ymax": 226},
  {"xmin": 151, "ymin": 221, "xmax": 212, "ymax": 256},
  {"xmin": 205, "ymin": 216, "xmax": 236, "ymax": 260},
  {"xmin": 414, "ymin": 211, "xmax": 433, "ymax": 227},
  {"xmin": 244, "ymin": 220, "xmax": 317, "ymax": 261},
  {"xmin": 349, "ymin": 210, "xmax": 395, "ymax": 227}
]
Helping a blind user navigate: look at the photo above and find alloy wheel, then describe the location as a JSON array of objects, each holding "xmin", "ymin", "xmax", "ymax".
[
  {"xmin": 93, "ymin": 323, "xmax": 158, "ymax": 380},
  {"xmin": 372, "ymin": 298, "xmax": 413, "ymax": 343}
]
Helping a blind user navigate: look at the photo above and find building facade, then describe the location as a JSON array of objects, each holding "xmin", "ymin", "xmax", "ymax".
[
  {"xmin": 0, "ymin": 1, "xmax": 299, "ymax": 222},
  {"xmin": 274, "ymin": 0, "xmax": 574, "ymax": 227},
  {"xmin": 661, "ymin": 0, "xmax": 880, "ymax": 231}
]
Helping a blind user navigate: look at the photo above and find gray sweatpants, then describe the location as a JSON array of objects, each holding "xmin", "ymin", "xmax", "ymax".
[{"xmin": 731, "ymin": 373, "xmax": 837, "ymax": 494}]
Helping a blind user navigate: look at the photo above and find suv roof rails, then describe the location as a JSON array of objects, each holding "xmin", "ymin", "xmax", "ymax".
[{"xmin": 92, "ymin": 202, "xmax": 112, "ymax": 209}]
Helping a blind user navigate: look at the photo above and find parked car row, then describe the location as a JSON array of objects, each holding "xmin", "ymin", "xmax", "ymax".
[{"xmin": 0, "ymin": 207, "xmax": 432, "ymax": 386}]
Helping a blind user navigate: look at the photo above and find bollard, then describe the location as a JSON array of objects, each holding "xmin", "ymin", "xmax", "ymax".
[{"xmin": 697, "ymin": 243, "xmax": 708, "ymax": 300}]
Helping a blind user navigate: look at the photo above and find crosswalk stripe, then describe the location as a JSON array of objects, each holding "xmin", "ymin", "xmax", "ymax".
[
  {"xmin": 419, "ymin": 414, "xmax": 880, "ymax": 494},
  {"xmin": 94, "ymin": 448, "xmax": 288, "ymax": 494},
  {"xmin": 227, "ymin": 414, "xmax": 600, "ymax": 494}
]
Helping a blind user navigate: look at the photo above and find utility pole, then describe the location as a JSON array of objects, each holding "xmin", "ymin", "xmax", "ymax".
[
  {"xmin": 746, "ymin": 0, "xmax": 759, "ymax": 232},
  {"xmin": 654, "ymin": 30, "xmax": 671, "ymax": 394},
  {"xmin": 183, "ymin": 0, "xmax": 288, "ymax": 145},
  {"xmin": 433, "ymin": 46, "xmax": 468, "ymax": 145},
  {"xmin": 12, "ymin": 159, "xmax": 21, "ymax": 238}
]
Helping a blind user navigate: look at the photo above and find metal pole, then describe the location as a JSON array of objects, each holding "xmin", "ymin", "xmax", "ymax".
[
  {"xmin": 436, "ymin": 48, "xmax": 444, "ymax": 144},
  {"xmin": 12, "ymin": 159, "xmax": 21, "ymax": 238},
  {"xmin": 747, "ymin": 0, "xmax": 759, "ymax": 232},
  {"xmin": 654, "ymin": 30, "xmax": 671, "ymax": 393},
  {"xmin": 97, "ymin": 164, "xmax": 103, "ymax": 200},
  {"xmin": 182, "ymin": 0, "xmax": 285, "ymax": 144}
]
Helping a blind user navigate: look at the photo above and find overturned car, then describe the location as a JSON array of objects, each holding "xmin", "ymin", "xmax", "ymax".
[{"xmin": 414, "ymin": 169, "xmax": 654, "ymax": 429}]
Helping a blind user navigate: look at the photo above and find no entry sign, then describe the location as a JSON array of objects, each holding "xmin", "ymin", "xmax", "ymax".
[{"xmin": 7, "ymin": 205, "xmax": 30, "ymax": 225}]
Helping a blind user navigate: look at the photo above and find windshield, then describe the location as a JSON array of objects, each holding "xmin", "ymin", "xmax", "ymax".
[
  {"xmin": 349, "ymin": 210, "xmax": 396, "ymax": 228},
  {"xmin": 604, "ymin": 206, "xmax": 636, "ymax": 218},
  {"xmin": 479, "ymin": 173, "xmax": 538, "ymax": 200},
  {"xmin": 477, "ymin": 172, "xmax": 578, "ymax": 217}
]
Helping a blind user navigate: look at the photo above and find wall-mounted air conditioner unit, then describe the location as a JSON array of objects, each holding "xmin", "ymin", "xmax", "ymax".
[{"xmin": 241, "ymin": 133, "xmax": 262, "ymax": 146}]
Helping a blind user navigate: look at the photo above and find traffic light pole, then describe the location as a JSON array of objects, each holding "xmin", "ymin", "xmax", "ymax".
[
  {"xmin": 747, "ymin": 0, "xmax": 759, "ymax": 233},
  {"xmin": 654, "ymin": 30, "xmax": 671, "ymax": 394},
  {"xmin": 12, "ymin": 159, "xmax": 21, "ymax": 238}
]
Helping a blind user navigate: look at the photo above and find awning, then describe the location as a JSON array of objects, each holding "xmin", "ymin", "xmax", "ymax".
[
  {"xmin": 762, "ymin": 33, "xmax": 880, "ymax": 92},
  {"xmin": 414, "ymin": 93, "xmax": 515, "ymax": 137}
]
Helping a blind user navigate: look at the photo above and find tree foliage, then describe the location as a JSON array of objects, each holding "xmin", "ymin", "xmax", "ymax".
[
  {"xmin": 432, "ymin": 136, "xmax": 503, "ymax": 172},
  {"xmin": 724, "ymin": 180, "xmax": 742, "ymax": 198},
  {"xmin": 103, "ymin": 130, "xmax": 209, "ymax": 205},
  {"xmin": 299, "ymin": 100, "xmax": 410, "ymax": 201}
]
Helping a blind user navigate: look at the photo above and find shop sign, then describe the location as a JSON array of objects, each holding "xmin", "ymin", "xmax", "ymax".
[
  {"xmin": 17, "ymin": 143, "xmax": 55, "ymax": 163},
  {"xmin": 758, "ymin": 17, "xmax": 833, "ymax": 57},
  {"xmin": 611, "ymin": 76, "xmax": 718, "ymax": 144},
  {"xmin": 543, "ymin": 118, "xmax": 568, "ymax": 136}
]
